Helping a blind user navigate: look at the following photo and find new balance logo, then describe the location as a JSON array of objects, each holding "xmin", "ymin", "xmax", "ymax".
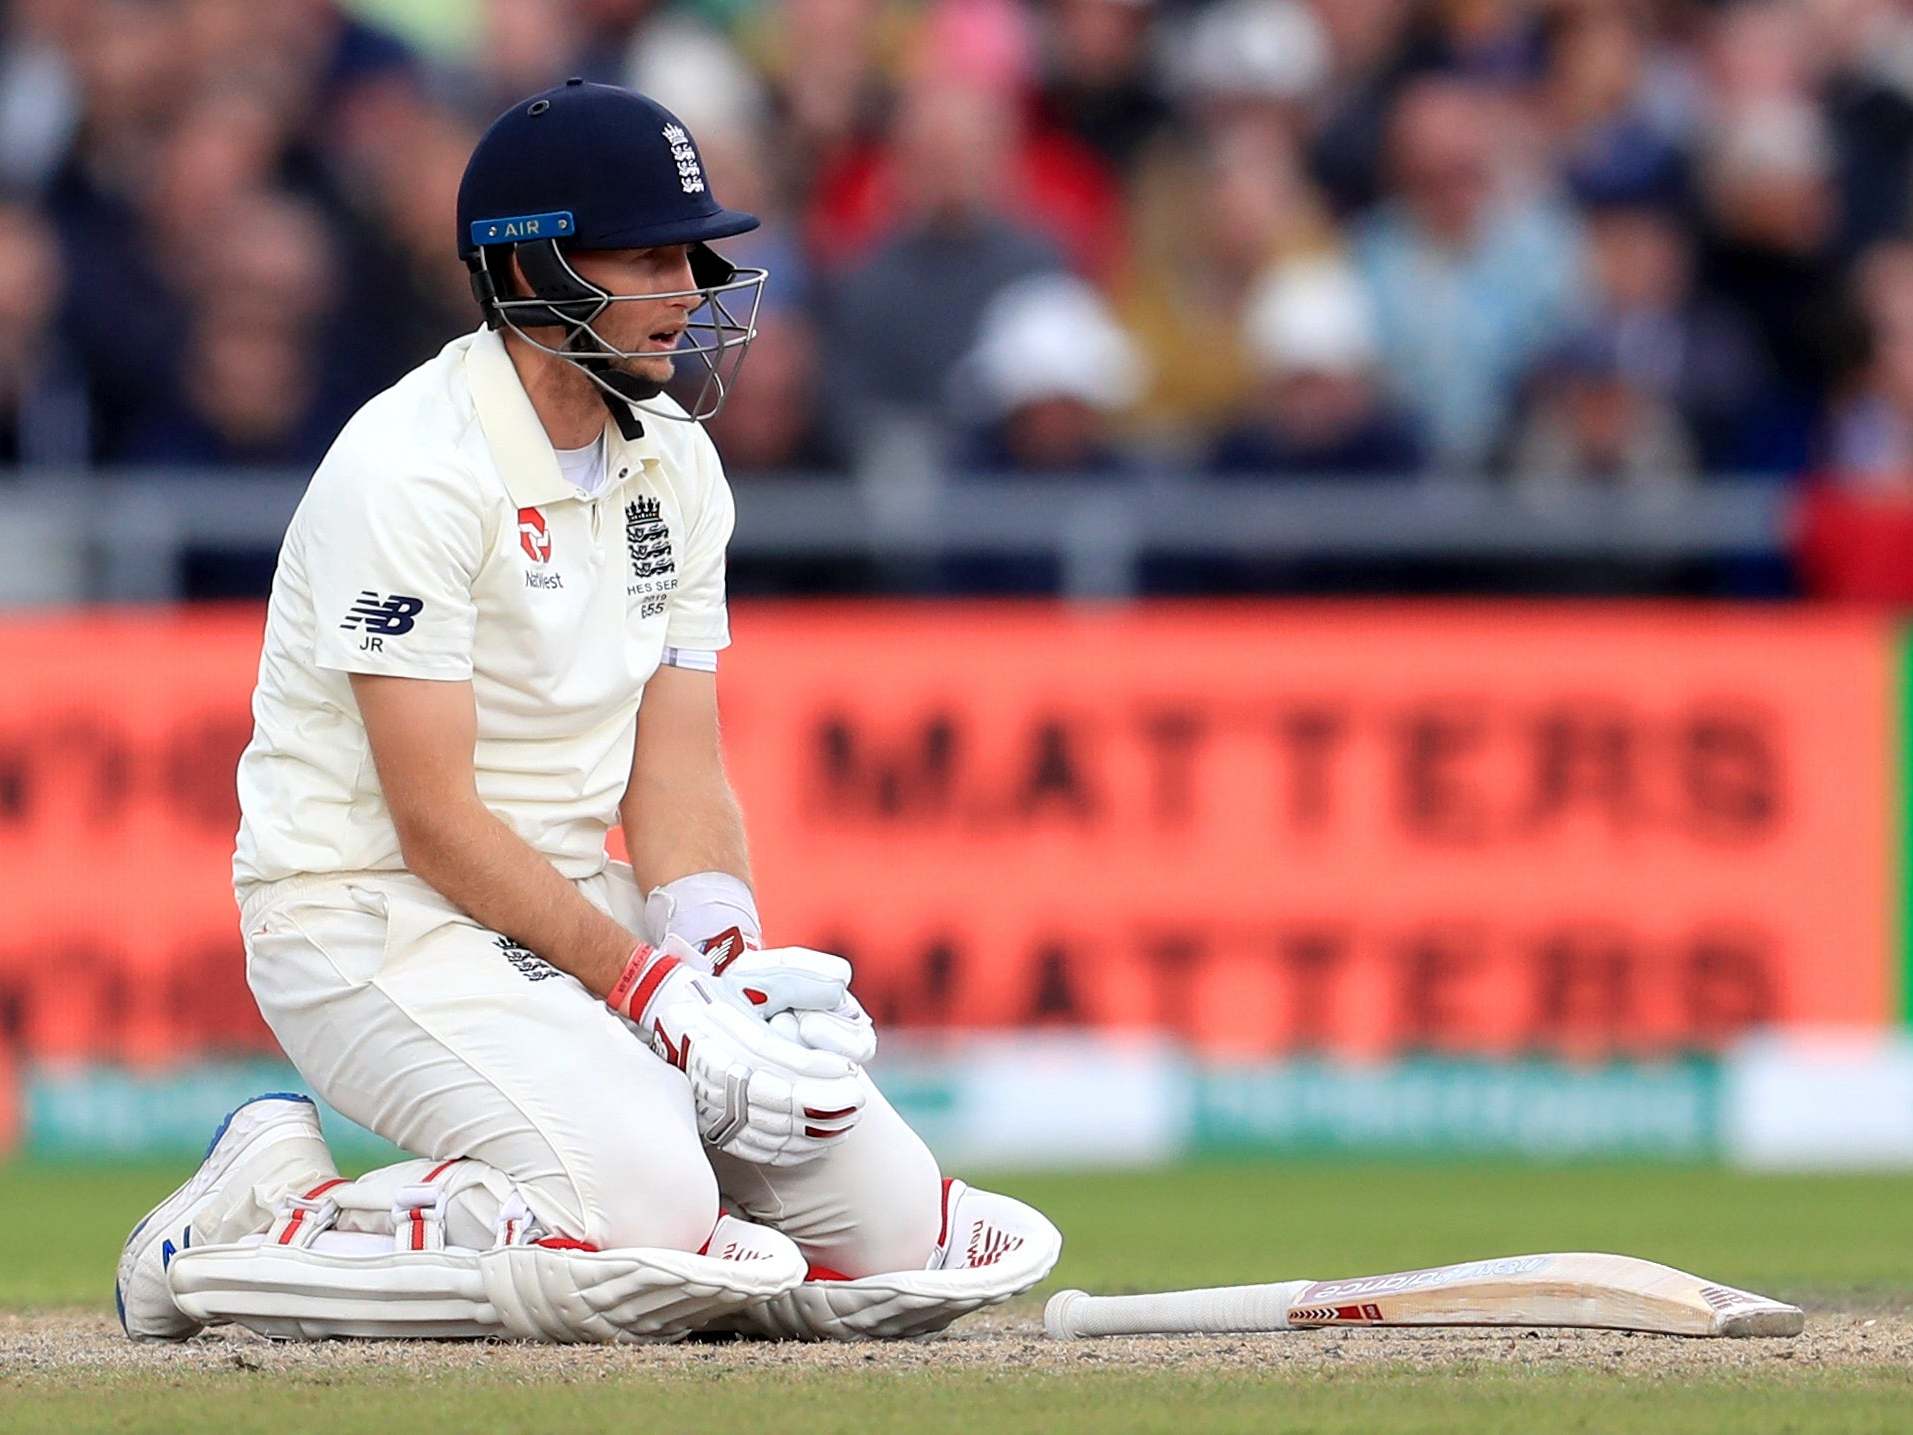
[
  {"xmin": 702, "ymin": 927, "xmax": 750, "ymax": 975},
  {"xmin": 340, "ymin": 591, "xmax": 424, "ymax": 636},
  {"xmin": 963, "ymin": 1221, "xmax": 1024, "ymax": 1269}
]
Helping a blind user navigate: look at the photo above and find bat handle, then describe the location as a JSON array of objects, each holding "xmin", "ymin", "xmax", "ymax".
[{"xmin": 1044, "ymin": 1281, "xmax": 1312, "ymax": 1339}]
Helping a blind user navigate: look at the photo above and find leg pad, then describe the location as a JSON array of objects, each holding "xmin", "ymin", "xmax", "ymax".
[{"xmin": 168, "ymin": 1220, "xmax": 806, "ymax": 1343}]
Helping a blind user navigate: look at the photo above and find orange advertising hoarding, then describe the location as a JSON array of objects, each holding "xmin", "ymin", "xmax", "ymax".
[
  {"xmin": 718, "ymin": 605, "xmax": 1898, "ymax": 1057},
  {"xmin": 0, "ymin": 604, "xmax": 1898, "ymax": 1068}
]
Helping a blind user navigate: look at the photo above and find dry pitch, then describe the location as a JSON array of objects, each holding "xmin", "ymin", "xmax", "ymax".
[
  {"xmin": 8, "ymin": 1305, "xmax": 1913, "ymax": 1377},
  {"xmin": 3, "ymin": 1160, "xmax": 1910, "ymax": 1433}
]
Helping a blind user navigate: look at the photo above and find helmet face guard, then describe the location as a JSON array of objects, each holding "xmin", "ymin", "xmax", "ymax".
[{"xmin": 476, "ymin": 237, "xmax": 765, "ymax": 425}]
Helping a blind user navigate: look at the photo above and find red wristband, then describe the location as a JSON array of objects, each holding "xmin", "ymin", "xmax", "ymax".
[{"xmin": 606, "ymin": 942, "xmax": 681, "ymax": 1025}]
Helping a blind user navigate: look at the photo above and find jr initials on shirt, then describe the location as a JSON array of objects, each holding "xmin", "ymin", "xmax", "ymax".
[{"xmin": 340, "ymin": 591, "xmax": 427, "ymax": 652}]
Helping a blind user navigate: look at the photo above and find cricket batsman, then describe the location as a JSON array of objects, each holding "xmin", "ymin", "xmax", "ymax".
[{"xmin": 114, "ymin": 80, "xmax": 1061, "ymax": 1344}]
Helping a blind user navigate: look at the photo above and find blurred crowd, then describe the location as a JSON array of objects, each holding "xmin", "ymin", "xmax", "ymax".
[{"xmin": 5, "ymin": 0, "xmax": 1913, "ymax": 500}]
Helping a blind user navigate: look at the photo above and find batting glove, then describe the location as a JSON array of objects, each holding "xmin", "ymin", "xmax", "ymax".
[{"xmin": 608, "ymin": 937, "xmax": 865, "ymax": 1166}]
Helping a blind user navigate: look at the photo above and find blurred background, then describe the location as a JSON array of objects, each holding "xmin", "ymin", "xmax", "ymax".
[{"xmin": 1, "ymin": 0, "xmax": 1911, "ymax": 1177}]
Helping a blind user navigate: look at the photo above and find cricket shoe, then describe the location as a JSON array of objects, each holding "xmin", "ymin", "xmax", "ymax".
[
  {"xmin": 116, "ymin": 1092, "xmax": 339, "ymax": 1341},
  {"xmin": 728, "ymin": 1179, "xmax": 1063, "ymax": 1340}
]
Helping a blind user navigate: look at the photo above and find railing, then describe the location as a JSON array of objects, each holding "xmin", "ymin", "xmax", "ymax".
[{"xmin": 0, "ymin": 469, "xmax": 1793, "ymax": 603}]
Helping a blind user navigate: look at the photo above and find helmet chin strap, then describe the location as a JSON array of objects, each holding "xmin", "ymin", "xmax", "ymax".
[{"xmin": 569, "ymin": 355, "xmax": 653, "ymax": 440}]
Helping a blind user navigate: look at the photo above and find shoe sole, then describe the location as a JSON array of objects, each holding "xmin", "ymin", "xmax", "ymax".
[{"xmin": 115, "ymin": 1092, "xmax": 318, "ymax": 1340}]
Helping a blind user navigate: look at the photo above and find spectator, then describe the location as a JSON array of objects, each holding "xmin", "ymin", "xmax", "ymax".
[
  {"xmin": 1575, "ymin": 187, "xmax": 1776, "ymax": 471},
  {"xmin": 745, "ymin": 0, "xmax": 897, "ymax": 214},
  {"xmin": 467, "ymin": 0, "xmax": 588, "ymax": 122},
  {"xmin": 1539, "ymin": 1, "xmax": 1691, "ymax": 215},
  {"xmin": 113, "ymin": 193, "xmax": 349, "ymax": 469},
  {"xmin": 1118, "ymin": 118, "xmax": 1333, "ymax": 440},
  {"xmin": 1393, "ymin": 0, "xmax": 1551, "ymax": 91},
  {"xmin": 624, "ymin": 9, "xmax": 770, "ymax": 142},
  {"xmin": 40, "ymin": 0, "xmax": 197, "ymax": 450},
  {"xmin": 953, "ymin": 272, "xmax": 1143, "ymax": 474},
  {"xmin": 1507, "ymin": 325, "xmax": 1699, "ymax": 497},
  {"xmin": 1352, "ymin": 77, "xmax": 1586, "ymax": 472},
  {"xmin": 702, "ymin": 311, "xmax": 848, "ymax": 475},
  {"xmin": 0, "ymin": 0, "xmax": 80, "ymax": 191},
  {"xmin": 822, "ymin": 80, "xmax": 1064, "ymax": 425},
  {"xmin": 1306, "ymin": 0, "xmax": 1421, "ymax": 214},
  {"xmin": 0, "ymin": 201, "xmax": 91, "ymax": 468},
  {"xmin": 1032, "ymin": 0, "xmax": 1170, "ymax": 171},
  {"xmin": 1163, "ymin": 0, "xmax": 1331, "ymax": 134},
  {"xmin": 1825, "ymin": 240, "xmax": 1913, "ymax": 488},
  {"xmin": 1693, "ymin": 97, "xmax": 1844, "ymax": 470},
  {"xmin": 330, "ymin": 100, "xmax": 480, "ymax": 388},
  {"xmin": 807, "ymin": 0, "xmax": 1124, "ymax": 278},
  {"xmin": 1813, "ymin": 0, "xmax": 1913, "ymax": 257},
  {"xmin": 1208, "ymin": 255, "xmax": 1423, "ymax": 478}
]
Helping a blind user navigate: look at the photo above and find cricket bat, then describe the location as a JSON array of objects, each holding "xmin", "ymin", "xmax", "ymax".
[{"xmin": 1043, "ymin": 1253, "xmax": 1804, "ymax": 1339}]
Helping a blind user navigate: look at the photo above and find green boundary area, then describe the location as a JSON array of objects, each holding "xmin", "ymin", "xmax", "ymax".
[{"xmin": 5, "ymin": 1367, "xmax": 1912, "ymax": 1435}]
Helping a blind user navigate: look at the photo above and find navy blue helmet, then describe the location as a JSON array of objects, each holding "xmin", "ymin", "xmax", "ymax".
[{"xmin": 458, "ymin": 80, "xmax": 765, "ymax": 426}]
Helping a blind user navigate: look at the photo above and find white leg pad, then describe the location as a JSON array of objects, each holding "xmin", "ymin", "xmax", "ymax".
[
  {"xmin": 168, "ymin": 1216, "xmax": 807, "ymax": 1344},
  {"xmin": 735, "ymin": 1182, "xmax": 1064, "ymax": 1341}
]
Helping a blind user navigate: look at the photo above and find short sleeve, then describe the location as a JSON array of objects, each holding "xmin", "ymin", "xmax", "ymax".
[
  {"xmin": 304, "ymin": 456, "xmax": 486, "ymax": 680},
  {"xmin": 664, "ymin": 438, "xmax": 735, "ymax": 651}
]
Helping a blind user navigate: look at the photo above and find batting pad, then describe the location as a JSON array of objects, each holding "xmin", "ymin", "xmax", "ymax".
[
  {"xmin": 736, "ymin": 1183, "xmax": 1063, "ymax": 1341},
  {"xmin": 168, "ymin": 1227, "xmax": 807, "ymax": 1343}
]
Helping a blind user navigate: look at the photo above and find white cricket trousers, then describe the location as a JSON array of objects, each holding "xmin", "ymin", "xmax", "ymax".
[{"xmin": 237, "ymin": 862, "xmax": 943, "ymax": 1275}]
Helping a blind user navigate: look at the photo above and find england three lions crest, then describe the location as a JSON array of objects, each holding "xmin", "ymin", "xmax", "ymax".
[{"xmin": 625, "ymin": 495, "xmax": 677, "ymax": 604}]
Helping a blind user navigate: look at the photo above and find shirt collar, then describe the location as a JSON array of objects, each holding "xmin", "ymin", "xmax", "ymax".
[{"xmin": 464, "ymin": 326, "xmax": 663, "ymax": 507}]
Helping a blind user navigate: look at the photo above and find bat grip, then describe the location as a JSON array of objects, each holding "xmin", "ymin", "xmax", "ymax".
[{"xmin": 1044, "ymin": 1281, "xmax": 1311, "ymax": 1339}]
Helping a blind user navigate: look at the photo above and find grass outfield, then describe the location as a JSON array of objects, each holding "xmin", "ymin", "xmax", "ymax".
[{"xmin": 2, "ymin": 1159, "xmax": 1910, "ymax": 1433}]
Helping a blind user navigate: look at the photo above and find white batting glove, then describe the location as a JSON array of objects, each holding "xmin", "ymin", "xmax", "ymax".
[
  {"xmin": 647, "ymin": 876, "xmax": 878, "ymax": 1064},
  {"xmin": 711, "ymin": 944, "xmax": 879, "ymax": 1066},
  {"xmin": 607, "ymin": 938, "xmax": 865, "ymax": 1166}
]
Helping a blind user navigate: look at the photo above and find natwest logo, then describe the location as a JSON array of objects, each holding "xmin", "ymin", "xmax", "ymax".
[{"xmin": 518, "ymin": 507, "xmax": 552, "ymax": 564}]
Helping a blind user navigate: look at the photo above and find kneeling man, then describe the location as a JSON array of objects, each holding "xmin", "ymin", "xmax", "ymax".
[{"xmin": 115, "ymin": 80, "xmax": 1059, "ymax": 1344}]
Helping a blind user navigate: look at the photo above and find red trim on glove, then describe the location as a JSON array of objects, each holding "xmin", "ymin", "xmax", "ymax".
[
  {"xmin": 628, "ymin": 954, "xmax": 680, "ymax": 1025},
  {"xmin": 607, "ymin": 943, "xmax": 683, "ymax": 1026}
]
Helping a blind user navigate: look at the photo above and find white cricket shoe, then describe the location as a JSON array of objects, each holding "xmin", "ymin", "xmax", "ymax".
[{"xmin": 116, "ymin": 1092, "xmax": 339, "ymax": 1341}]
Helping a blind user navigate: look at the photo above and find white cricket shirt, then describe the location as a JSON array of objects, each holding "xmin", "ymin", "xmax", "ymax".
[{"xmin": 233, "ymin": 326, "xmax": 735, "ymax": 890}]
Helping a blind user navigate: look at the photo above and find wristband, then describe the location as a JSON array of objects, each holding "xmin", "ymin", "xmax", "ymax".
[{"xmin": 606, "ymin": 941, "xmax": 681, "ymax": 1026}]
